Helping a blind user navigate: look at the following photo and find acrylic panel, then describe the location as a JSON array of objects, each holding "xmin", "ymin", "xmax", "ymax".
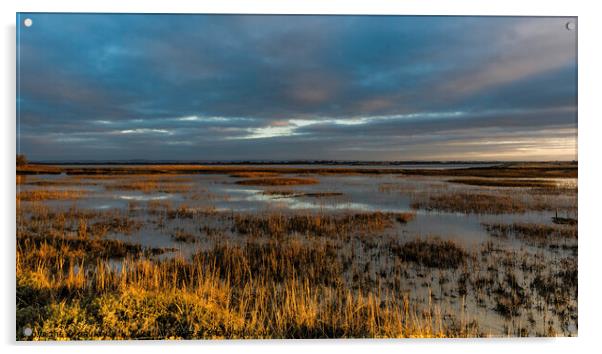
[{"xmin": 16, "ymin": 13, "xmax": 577, "ymax": 340}]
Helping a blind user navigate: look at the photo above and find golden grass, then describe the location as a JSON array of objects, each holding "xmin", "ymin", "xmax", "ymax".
[
  {"xmin": 403, "ymin": 162, "xmax": 577, "ymax": 178},
  {"xmin": 262, "ymin": 190, "xmax": 344, "ymax": 198},
  {"xmin": 16, "ymin": 238, "xmax": 476, "ymax": 340},
  {"xmin": 232, "ymin": 212, "xmax": 414, "ymax": 238},
  {"xmin": 391, "ymin": 238, "xmax": 469, "ymax": 269},
  {"xmin": 230, "ymin": 171, "xmax": 281, "ymax": 178},
  {"xmin": 411, "ymin": 193, "xmax": 526, "ymax": 214},
  {"xmin": 16, "ymin": 200, "xmax": 478, "ymax": 340},
  {"xmin": 170, "ymin": 228, "xmax": 197, "ymax": 243},
  {"xmin": 17, "ymin": 190, "xmax": 87, "ymax": 202},
  {"xmin": 106, "ymin": 180, "xmax": 192, "ymax": 194},
  {"xmin": 482, "ymin": 222, "xmax": 577, "ymax": 242},
  {"xmin": 448, "ymin": 178, "xmax": 558, "ymax": 188},
  {"xmin": 16, "ymin": 164, "xmax": 62, "ymax": 175},
  {"xmin": 235, "ymin": 177, "xmax": 319, "ymax": 186},
  {"xmin": 25, "ymin": 179, "xmax": 98, "ymax": 186}
]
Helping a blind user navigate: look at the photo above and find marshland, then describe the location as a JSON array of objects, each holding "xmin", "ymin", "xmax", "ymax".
[{"xmin": 16, "ymin": 161, "xmax": 577, "ymax": 339}]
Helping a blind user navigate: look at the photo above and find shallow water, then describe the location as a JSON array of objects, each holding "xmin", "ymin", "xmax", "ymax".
[{"xmin": 18, "ymin": 173, "xmax": 576, "ymax": 248}]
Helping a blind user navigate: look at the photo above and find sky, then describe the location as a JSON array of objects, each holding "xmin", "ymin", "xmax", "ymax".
[{"xmin": 17, "ymin": 14, "xmax": 577, "ymax": 161}]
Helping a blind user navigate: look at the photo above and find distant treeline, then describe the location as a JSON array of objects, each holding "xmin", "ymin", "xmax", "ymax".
[{"xmin": 29, "ymin": 160, "xmax": 577, "ymax": 166}]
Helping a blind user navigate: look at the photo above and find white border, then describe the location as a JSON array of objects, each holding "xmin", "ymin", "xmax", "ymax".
[{"xmin": 2, "ymin": 1, "xmax": 600, "ymax": 353}]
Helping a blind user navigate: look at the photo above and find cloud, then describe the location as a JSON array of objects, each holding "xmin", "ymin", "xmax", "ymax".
[
  {"xmin": 119, "ymin": 129, "xmax": 173, "ymax": 135},
  {"xmin": 17, "ymin": 14, "xmax": 577, "ymax": 161}
]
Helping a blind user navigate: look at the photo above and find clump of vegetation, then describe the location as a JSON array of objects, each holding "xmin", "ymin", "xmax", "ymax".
[
  {"xmin": 24, "ymin": 179, "xmax": 98, "ymax": 187},
  {"xmin": 230, "ymin": 171, "xmax": 281, "ymax": 178},
  {"xmin": 262, "ymin": 190, "xmax": 344, "ymax": 198},
  {"xmin": 391, "ymin": 238, "xmax": 468, "ymax": 269},
  {"xmin": 17, "ymin": 190, "xmax": 87, "ymax": 201},
  {"xmin": 233, "ymin": 212, "xmax": 412, "ymax": 238},
  {"xmin": 16, "ymin": 154, "xmax": 28, "ymax": 166},
  {"xmin": 448, "ymin": 178, "xmax": 558, "ymax": 188},
  {"xmin": 170, "ymin": 228, "xmax": 197, "ymax": 243},
  {"xmin": 402, "ymin": 162, "xmax": 577, "ymax": 178},
  {"xmin": 105, "ymin": 177, "xmax": 192, "ymax": 194},
  {"xmin": 552, "ymin": 216, "xmax": 577, "ymax": 226},
  {"xmin": 261, "ymin": 190, "xmax": 299, "ymax": 196},
  {"xmin": 493, "ymin": 273, "xmax": 529, "ymax": 319},
  {"xmin": 165, "ymin": 205, "xmax": 209, "ymax": 219},
  {"xmin": 530, "ymin": 258, "xmax": 577, "ymax": 309},
  {"xmin": 482, "ymin": 223, "xmax": 577, "ymax": 243},
  {"xmin": 395, "ymin": 213, "xmax": 415, "ymax": 224},
  {"xmin": 411, "ymin": 193, "xmax": 526, "ymax": 214},
  {"xmin": 17, "ymin": 232, "xmax": 164, "ymax": 263},
  {"xmin": 235, "ymin": 177, "xmax": 319, "ymax": 186}
]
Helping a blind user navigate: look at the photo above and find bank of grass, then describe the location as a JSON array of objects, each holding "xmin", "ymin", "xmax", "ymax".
[
  {"xmin": 402, "ymin": 162, "xmax": 577, "ymax": 179},
  {"xmin": 17, "ymin": 190, "xmax": 87, "ymax": 202},
  {"xmin": 235, "ymin": 177, "xmax": 319, "ymax": 186},
  {"xmin": 105, "ymin": 180, "xmax": 192, "ymax": 194},
  {"xmin": 448, "ymin": 178, "xmax": 558, "ymax": 188},
  {"xmin": 482, "ymin": 222, "xmax": 578, "ymax": 243},
  {"xmin": 262, "ymin": 190, "xmax": 344, "ymax": 198},
  {"xmin": 230, "ymin": 171, "xmax": 281, "ymax": 178},
  {"xmin": 170, "ymin": 228, "xmax": 197, "ymax": 243},
  {"xmin": 411, "ymin": 193, "xmax": 527, "ymax": 214},
  {"xmin": 233, "ymin": 212, "xmax": 414, "ymax": 238},
  {"xmin": 391, "ymin": 238, "xmax": 469, "ymax": 269}
]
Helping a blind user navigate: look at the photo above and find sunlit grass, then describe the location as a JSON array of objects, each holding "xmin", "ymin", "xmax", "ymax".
[
  {"xmin": 235, "ymin": 177, "xmax": 319, "ymax": 186},
  {"xmin": 17, "ymin": 190, "xmax": 87, "ymax": 202}
]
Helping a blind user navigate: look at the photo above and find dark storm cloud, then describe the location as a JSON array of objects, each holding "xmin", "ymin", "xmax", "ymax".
[{"xmin": 17, "ymin": 14, "xmax": 577, "ymax": 161}]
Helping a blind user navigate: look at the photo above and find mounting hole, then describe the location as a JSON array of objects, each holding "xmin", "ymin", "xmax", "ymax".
[
  {"xmin": 23, "ymin": 327, "xmax": 32, "ymax": 337},
  {"xmin": 23, "ymin": 18, "xmax": 32, "ymax": 27},
  {"xmin": 566, "ymin": 21, "xmax": 575, "ymax": 31}
]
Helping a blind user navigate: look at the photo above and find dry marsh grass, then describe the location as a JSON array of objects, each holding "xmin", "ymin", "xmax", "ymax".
[
  {"xmin": 262, "ymin": 190, "xmax": 344, "ymax": 198},
  {"xmin": 229, "ymin": 171, "xmax": 281, "ymax": 178},
  {"xmin": 448, "ymin": 178, "xmax": 558, "ymax": 188},
  {"xmin": 391, "ymin": 238, "xmax": 468, "ymax": 269},
  {"xmin": 411, "ymin": 193, "xmax": 526, "ymax": 214},
  {"xmin": 17, "ymin": 256, "xmax": 468, "ymax": 339},
  {"xmin": 170, "ymin": 228, "xmax": 198, "ymax": 243},
  {"xmin": 16, "ymin": 197, "xmax": 577, "ymax": 338},
  {"xmin": 16, "ymin": 164, "xmax": 62, "ymax": 175},
  {"xmin": 106, "ymin": 181, "xmax": 192, "ymax": 194},
  {"xmin": 552, "ymin": 216, "xmax": 577, "ymax": 226},
  {"xmin": 233, "ymin": 212, "xmax": 414, "ymax": 238},
  {"xmin": 235, "ymin": 177, "xmax": 319, "ymax": 186},
  {"xmin": 482, "ymin": 223, "xmax": 577, "ymax": 243},
  {"xmin": 17, "ymin": 190, "xmax": 87, "ymax": 202},
  {"xmin": 402, "ymin": 163, "xmax": 577, "ymax": 179},
  {"xmin": 16, "ymin": 206, "xmax": 476, "ymax": 339}
]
